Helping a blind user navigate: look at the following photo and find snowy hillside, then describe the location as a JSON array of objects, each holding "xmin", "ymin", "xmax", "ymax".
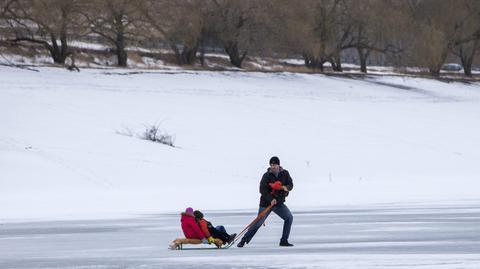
[{"xmin": 1, "ymin": 66, "xmax": 480, "ymax": 221}]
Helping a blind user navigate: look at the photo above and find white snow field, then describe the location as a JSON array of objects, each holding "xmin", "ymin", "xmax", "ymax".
[{"xmin": 1, "ymin": 66, "xmax": 480, "ymax": 268}]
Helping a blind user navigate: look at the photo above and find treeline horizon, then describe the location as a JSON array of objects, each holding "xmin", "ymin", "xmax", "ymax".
[{"xmin": 1, "ymin": 0, "xmax": 479, "ymax": 77}]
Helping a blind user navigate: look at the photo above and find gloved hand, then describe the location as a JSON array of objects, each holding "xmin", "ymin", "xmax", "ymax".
[
  {"xmin": 207, "ymin": 236, "xmax": 215, "ymax": 244},
  {"xmin": 201, "ymin": 238, "xmax": 208, "ymax": 244},
  {"xmin": 269, "ymin": 181, "xmax": 283, "ymax": 190}
]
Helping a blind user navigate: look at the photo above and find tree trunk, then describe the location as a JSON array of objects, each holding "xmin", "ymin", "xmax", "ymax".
[
  {"xmin": 170, "ymin": 44, "xmax": 182, "ymax": 65},
  {"xmin": 303, "ymin": 54, "xmax": 324, "ymax": 71},
  {"xmin": 429, "ymin": 49, "xmax": 449, "ymax": 77},
  {"xmin": 333, "ymin": 53, "xmax": 343, "ymax": 72},
  {"xmin": 462, "ymin": 58, "xmax": 473, "ymax": 77},
  {"xmin": 459, "ymin": 43, "xmax": 477, "ymax": 77},
  {"xmin": 60, "ymin": 34, "xmax": 69, "ymax": 62},
  {"xmin": 115, "ymin": 32, "xmax": 127, "ymax": 67},
  {"xmin": 357, "ymin": 47, "xmax": 370, "ymax": 73},
  {"xmin": 304, "ymin": 55, "xmax": 313, "ymax": 68},
  {"xmin": 47, "ymin": 45, "xmax": 66, "ymax": 64},
  {"xmin": 171, "ymin": 44, "xmax": 198, "ymax": 65},
  {"xmin": 116, "ymin": 45, "xmax": 127, "ymax": 67},
  {"xmin": 329, "ymin": 59, "xmax": 338, "ymax": 71},
  {"xmin": 460, "ymin": 50, "xmax": 473, "ymax": 77},
  {"xmin": 318, "ymin": 60, "xmax": 324, "ymax": 72},
  {"xmin": 224, "ymin": 41, "xmax": 246, "ymax": 68},
  {"xmin": 55, "ymin": 8, "xmax": 69, "ymax": 65},
  {"xmin": 112, "ymin": 13, "xmax": 128, "ymax": 67},
  {"xmin": 181, "ymin": 45, "xmax": 198, "ymax": 65},
  {"xmin": 199, "ymin": 39, "xmax": 205, "ymax": 67},
  {"xmin": 360, "ymin": 56, "xmax": 367, "ymax": 73},
  {"xmin": 47, "ymin": 34, "xmax": 68, "ymax": 64},
  {"xmin": 429, "ymin": 62, "xmax": 443, "ymax": 77},
  {"xmin": 429, "ymin": 67, "xmax": 441, "ymax": 77}
]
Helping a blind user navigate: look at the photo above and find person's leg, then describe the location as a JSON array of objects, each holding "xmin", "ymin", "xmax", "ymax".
[
  {"xmin": 211, "ymin": 226, "xmax": 229, "ymax": 242},
  {"xmin": 216, "ymin": 225, "xmax": 227, "ymax": 234},
  {"xmin": 241, "ymin": 206, "xmax": 271, "ymax": 244},
  {"xmin": 215, "ymin": 225, "xmax": 237, "ymax": 244},
  {"xmin": 170, "ymin": 238, "xmax": 203, "ymax": 250},
  {"xmin": 272, "ymin": 203, "xmax": 293, "ymax": 242}
]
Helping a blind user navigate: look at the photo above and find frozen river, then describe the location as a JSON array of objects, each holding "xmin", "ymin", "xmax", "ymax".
[{"xmin": 1, "ymin": 203, "xmax": 480, "ymax": 269}]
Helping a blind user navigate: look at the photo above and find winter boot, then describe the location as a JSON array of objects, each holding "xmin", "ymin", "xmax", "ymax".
[
  {"xmin": 279, "ymin": 239, "xmax": 293, "ymax": 247},
  {"xmin": 213, "ymin": 238, "xmax": 223, "ymax": 248},
  {"xmin": 237, "ymin": 239, "xmax": 247, "ymax": 248},
  {"xmin": 227, "ymin": 233, "xmax": 237, "ymax": 244}
]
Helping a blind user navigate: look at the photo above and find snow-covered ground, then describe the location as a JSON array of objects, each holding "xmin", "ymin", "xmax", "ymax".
[
  {"xmin": 1, "ymin": 66, "xmax": 480, "ymax": 222},
  {"xmin": 1, "ymin": 203, "xmax": 480, "ymax": 269},
  {"xmin": 2, "ymin": 65, "xmax": 480, "ymax": 268}
]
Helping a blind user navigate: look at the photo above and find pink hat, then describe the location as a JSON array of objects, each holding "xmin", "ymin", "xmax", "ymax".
[{"xmin": 185, "ymin": 207, "xmax": 193, "ymax": 214}]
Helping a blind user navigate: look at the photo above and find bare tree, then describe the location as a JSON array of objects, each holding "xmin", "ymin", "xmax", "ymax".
[
  {"xmin": 0, "ymin": 1, "xmax": 8, "ymax": 37},
  {"xmin": 248, "ymin": 1, "xmax": 290, "ymax": 59},
  {"xmin": 136, "ymin": 0, "xmax": 205, "ymax": 66},
  {"xmin": 272, "ymin": 0, "xmax": 351, "ymax": 72},
  {"xmin": 3, "ymin": 0, "xmax": 83, "ymax": 65},
  {"xmin": 81, "ymin": 0, "xmax": 138, "ymax": 67},
  {"xmin": 453, "ymin": 38, "xmax": 479, "ymax": 77},
  {"xmin": 207, "ymin": 0, "xmax": 261, "ymax": 68},
  {"xmin": 303, "ymin": 0, "xmax": 343, "ymax": 71},
  {"xmin": 403, "ymin": 0, "xmax": 465, "ymax": 77},
  {"xmin": 450, "ymin": 0, "xmax": 480, "ymax": 77},
  {"xmin": 344, "ymin": 0, "xmax": 403, "ymax": 73}
]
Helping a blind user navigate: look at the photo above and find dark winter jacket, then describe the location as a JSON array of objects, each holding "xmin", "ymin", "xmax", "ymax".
[
  {"xmin": 181, "ymin": 213, "xmax": 205, "ymax": 240},
  {"xmin": 259, "ymin": 167, "xmax": 293, "ymax": 207}
]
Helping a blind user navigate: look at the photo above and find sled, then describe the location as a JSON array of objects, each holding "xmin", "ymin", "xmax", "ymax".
[{"xmin": 168, "ymin": 237, "xmax": 226, "ymax": 250}]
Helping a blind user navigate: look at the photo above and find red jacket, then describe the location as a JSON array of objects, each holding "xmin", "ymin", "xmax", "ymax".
[{"xmin": 181, "ymin": 213, "xmax": 205, "ymax": 240}]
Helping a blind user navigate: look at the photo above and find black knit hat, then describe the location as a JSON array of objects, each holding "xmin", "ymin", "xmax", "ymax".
[
  {"xmin": 269, "ymin": 156, "xmax": 280, "ymax": 165},
  {"xmin": 193, "ymin": 210, "xmax": 203, "ymax": 219}
]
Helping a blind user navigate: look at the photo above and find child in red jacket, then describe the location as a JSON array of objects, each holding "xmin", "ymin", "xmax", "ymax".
[
  {"xmin": 181, "ymin": 207, "xmax": 206, "ymax": 240},
  {"xmin": 169, "ymin": 207, "xmax": 223, "ymax": 249}
]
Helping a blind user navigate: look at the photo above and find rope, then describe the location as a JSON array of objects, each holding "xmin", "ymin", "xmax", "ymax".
[{"xmin": 231, "ymin": 204, "xmax": 273, "ymax": 245}]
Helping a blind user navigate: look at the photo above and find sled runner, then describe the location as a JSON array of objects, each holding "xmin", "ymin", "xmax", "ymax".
[{"xmin": 168, "ymin": 237, "xmax": 225, "ymax": 250}]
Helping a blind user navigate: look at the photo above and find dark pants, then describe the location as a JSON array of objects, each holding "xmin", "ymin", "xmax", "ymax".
[
  {"xmin": 210, "ymin": 225, "xmax": 230, "ymax": 242},
  {"xmin": 242, "ymin": 203, "xmax": 293, "ymax": 243}
]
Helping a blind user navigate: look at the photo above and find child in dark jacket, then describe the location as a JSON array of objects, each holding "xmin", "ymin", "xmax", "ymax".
[
  {"xmin": 169, "ymin": 207, "xmax": 224, "ymax": 249},
  {"xmin": 194, "ymin": 210, "xmax": 236, "ymax": 245}
]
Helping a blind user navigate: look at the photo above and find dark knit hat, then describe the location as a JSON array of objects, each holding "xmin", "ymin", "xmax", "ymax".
[
  {"xmin": 269, "ymin": 156, "xmax": 280, "ymax": 165},
  {"xmin": 193, "ymin": 210, "xmax": 204, "ymax": 219}
]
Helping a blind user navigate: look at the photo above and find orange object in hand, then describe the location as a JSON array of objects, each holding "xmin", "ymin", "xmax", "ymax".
[{"xmin": 269, "ymin": 181, "xmax": 283, "ymax": 191}]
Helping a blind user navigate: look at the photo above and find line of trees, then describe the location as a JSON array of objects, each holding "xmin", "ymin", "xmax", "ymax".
[{"xmin": 1, "ymin": 0, "xmax": 479, "ymax": 77}]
